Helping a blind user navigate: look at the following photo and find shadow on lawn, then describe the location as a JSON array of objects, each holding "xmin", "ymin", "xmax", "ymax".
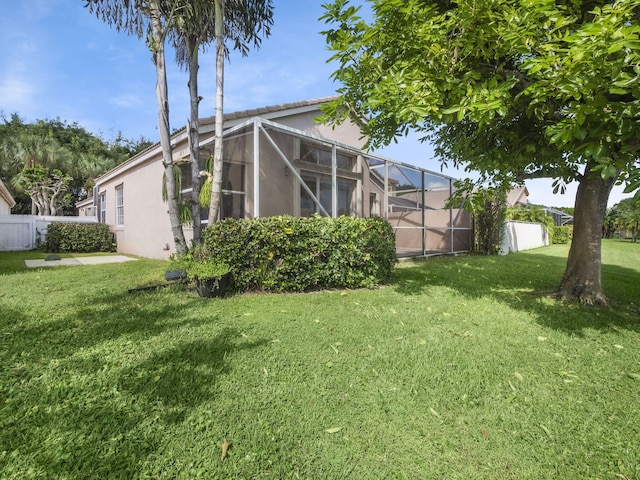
[
  {"xmin": 119, "ymin": 328, "xmax": 269, "ymax": 412},
  {"xmin": 394, "ymin": 251, "xmax": 640, "ymax": 336},
  {"xmin": 2, "ymin": 295, "xmax": 270, "ymax": 478},
  {"xmin": 3, "ymin": 289, "xmax": 213, "ymax": 360}
]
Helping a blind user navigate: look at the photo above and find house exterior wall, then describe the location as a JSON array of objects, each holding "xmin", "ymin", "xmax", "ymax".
[
  {"xmin": 86, "ymin": 105, "xmax": 368, "ymax": 259},
  {"xmin": 0, "ymin": 179, "xmax": 16, "ymax": 215},
  {"xmin": 82, "ymin": 99, "xmax": 470, "ymax": 260},
  {"xmin": 0, "ymin": 198, "xmax": 12, "ymax": 216},
  {"xmin": 276, "ymin": 111, "xmax": 366, "ymax": 149},
  {"xmin": 98, "ymin": 150, "xmax": 178, "ymax": 259}
]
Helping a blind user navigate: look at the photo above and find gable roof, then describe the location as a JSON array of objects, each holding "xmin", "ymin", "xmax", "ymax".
[
  {"xmin": 90, "ymin": 97, "xmax": 339, "ymax": 187},
  {"xmin": 0, "ymin": 178, "xmax": 16, "ymax": 209},
  {"xmin": 201, "ymin": 96, "xmax": 339, "ymax": 126}
]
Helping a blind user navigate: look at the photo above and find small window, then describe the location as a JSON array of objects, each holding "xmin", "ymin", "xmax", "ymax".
[
  {"xmin": 99, "ymin": 192, "xmax": 106, "ymax": 223},
  {"xmin": 115, "ymin": 184, "xmax": 124, "ymax": 226}
]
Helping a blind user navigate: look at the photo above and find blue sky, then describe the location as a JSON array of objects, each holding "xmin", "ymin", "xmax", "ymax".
[{"xmin": 0, "ymin": 0, "xmax": 632, "ymax": 207}]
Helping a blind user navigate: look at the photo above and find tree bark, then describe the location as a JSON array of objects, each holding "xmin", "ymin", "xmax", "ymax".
[
  {"xmin": 150, "ymin": 1, "xmax": 188, "ymax": 255},
  {"xmin": 556, "ymin": 161, "xmax": 617, "ymax": 305},
  {"xmin": 207, "ymin": 0, "xmax": 225, "ymax": 225},
  {"xmin": 187, "ymin": 36, "xmax": 202, "ymax": 245}
]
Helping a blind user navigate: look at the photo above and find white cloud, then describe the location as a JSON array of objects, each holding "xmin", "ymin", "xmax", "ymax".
[
  {"xmin": 0, "ymin": 74, "xmax": 36, "ymax": 111},
  {"xmin": 110, "ymin": 93, "xmax": 145, "ymax": 109}
]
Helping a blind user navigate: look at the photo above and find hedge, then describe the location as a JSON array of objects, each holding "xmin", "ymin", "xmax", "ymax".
[
  {"xmin": 44, "ymin": 223, "xmax": 116, "ymax": 253},
  {"xmin": 201, "ymin": 215, "xmax": 397, "ymax": 293},
  {"xmin": 551, "ymin": 225, "xmax": 573, "ymax": 244}
]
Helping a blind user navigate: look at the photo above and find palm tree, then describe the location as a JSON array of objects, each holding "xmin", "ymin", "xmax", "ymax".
[
  {"xmin": 169, "ymin": 0, "xmax": 273, "ymax": 239},
  {"xmin": 86, "ymin": 0, "xmax": 190, "ymax": 254},
  {"xmin": 207, "ymin": 0, "xmax": 273, "ymax": 226}
]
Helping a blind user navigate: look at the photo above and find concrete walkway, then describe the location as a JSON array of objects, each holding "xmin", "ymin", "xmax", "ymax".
[{"xmin": 24, "ymin": 255, "xmax": 138, "ymax": 268}]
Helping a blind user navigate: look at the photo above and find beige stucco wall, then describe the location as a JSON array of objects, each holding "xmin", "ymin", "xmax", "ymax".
[
  {"xmin": 0, "ymin": 179, "xmax": 16, "ymax": 215},
  {"xmin": 0, "ymin": 198, "xmax": 12, "ymax": 216},
  {"xmin": 98, "ymin": 149, "xmax": 183, "ymax": 259},
  {"xmin": 89, "ymin": 105, "xmax": 471, "ymax": 260},
  {"xmin": 276, "ymin": 111, "xmax": 366, "ymax": 150}
]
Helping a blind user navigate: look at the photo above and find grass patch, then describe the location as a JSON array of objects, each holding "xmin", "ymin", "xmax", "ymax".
[{"xmin": 1, "ymin": 240, "xmax": 639, "ymax": 479}]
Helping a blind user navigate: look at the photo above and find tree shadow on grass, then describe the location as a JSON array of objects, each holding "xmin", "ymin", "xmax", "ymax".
[
  {"xmin": 1, "ymin": 321, "xmax": 269, "ymax": 479},
  {"xmin": 393, "ymin": 251, "xmax": 640, "ymax": 336},
  {"xmin": 118, "ymin": 328, "xmax": 269, "ymax": 411},
  {"xmin": 3, "ymin": 288, "xmax": 216, "ymax": 363}
]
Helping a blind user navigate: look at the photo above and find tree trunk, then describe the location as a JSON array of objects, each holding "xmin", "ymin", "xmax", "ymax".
[
  {"xmin": 556, "ymin": 161, "xmax": 617, "ymax": 305},
  {"xmin": 207, "ymin": 0, "xmax": 225, "ymax": 225},
  {"xmin": 150, "ymin": 1, "xmax": 188, "ymax": 255},
  {"xmin": 187, "ymin": 36, "xmax": 202, "ymax": 245}
]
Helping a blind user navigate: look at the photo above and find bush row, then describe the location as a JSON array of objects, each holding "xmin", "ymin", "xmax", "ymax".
[
  {"xmin": 551, "ymin": 225, "xmax": 573, "ymax": 244},
  {"xmin": 44, "ymin": 223, "xmax": 116, "ymax": 253},
  {"xmin": 202, "ymin": 215, "xmax": 397, "ymax": 293}
]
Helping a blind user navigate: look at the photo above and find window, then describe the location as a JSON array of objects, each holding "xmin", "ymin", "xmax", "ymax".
[
  {"xmin": 99, "ymin": 192, "xmax": 106, "ymax": 223},
  {"xmin": 115, "ymin": 184, "xmax": 124, "ymax": 226},
  {"xmin": 301, "ymin": 175, "xmax": 355, "ymax": 217},
  {"xmin": 299, "ymin": 141, "xmax": 354, "ymax": 171},
  {"xmin": 221, "ymin": 163, "xmax": 245, "ymax": 219},
  {"xmin": 178, "ymin": 162, "xmax": 245, "ymax": 223}
]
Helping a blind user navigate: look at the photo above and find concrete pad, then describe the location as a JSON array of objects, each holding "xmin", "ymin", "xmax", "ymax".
[{"xmin": 25, "ymin": 255, "xmax": 138, "ymax": 268}]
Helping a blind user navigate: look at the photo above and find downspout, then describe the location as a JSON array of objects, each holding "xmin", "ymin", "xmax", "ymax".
[
  {"xmin": 421, "ymin": 171, "xmax": 426, "ymax": 256},
  {"xmin": 331, "ymin": 144, "xmax": 337, "ymax": 217},
  {"xmin": 449, "ymin": 178, "xmax": 454, "ymax": 253},
  {"xmin": 253, "ymin": 118, "xmax": 260, "ymax": 218}
]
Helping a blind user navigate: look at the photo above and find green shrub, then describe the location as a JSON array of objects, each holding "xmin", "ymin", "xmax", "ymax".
[
  {"xmin": 44, "ymin": 222, "xmax": 116, "ymax": 253},
  {"xmin": 551, "ymin": 225, "xmax": 573, "ymax": 244},
  {"xmin": 475, "ymin": 190, "xmax": 507, "ymax": 255},
  {"xmin": 202, "ymin": 215, "xmax": 397, "ymax": 293}
]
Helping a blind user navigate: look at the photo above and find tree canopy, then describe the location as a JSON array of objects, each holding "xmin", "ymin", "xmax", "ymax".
[
  {"xmin": 609, "ymin": 193, "xmax": 640, "ymax": 241},
  {"xmin": 0, "ymin": 113, "xmax": 151, "ymax": 215},
  {"xmin": 321, "ymin": 0, "xmax": 640, "ymax": 304}
]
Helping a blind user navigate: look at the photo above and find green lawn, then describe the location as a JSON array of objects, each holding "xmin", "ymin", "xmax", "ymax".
[{"xmin": 1, "ymin": 240, "xmax": 639, "ymax": 479}]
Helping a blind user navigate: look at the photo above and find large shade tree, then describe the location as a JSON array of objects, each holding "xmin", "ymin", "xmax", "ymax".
[{"xmin": 321, "ymin": 0, "xmax": 640, "ymax": 304}]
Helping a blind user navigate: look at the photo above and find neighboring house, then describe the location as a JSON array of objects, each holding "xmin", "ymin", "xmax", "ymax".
[
  {"xmin": 543, "ymin": 207, "xmax": 574, "ymax": 226},
  {"xmin": 507, "ymin": 185, "xmax": 529, "ymax": 208},
  {"xmin": 507, "ymin": 186, "xmax": 574, "ymax": 226},
  {"xmin": 79, "ymin": 97, "xmax": 473, "ymax": 259},
  {"xmin": 0, "ymin": 179, "xmax": 16, "ymax": 215}
]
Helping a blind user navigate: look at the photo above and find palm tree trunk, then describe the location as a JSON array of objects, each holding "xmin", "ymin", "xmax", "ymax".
[
  {"xmin": 150, "ymin": 0, "xmax": 188, "ymax": 255},
  {"xmin": 207, "ymin": 0, "xmax": 225, "ymax": 225},
  {"xmin": 187, "ymin": 36, "xmax": 203, "ymax": 244}
]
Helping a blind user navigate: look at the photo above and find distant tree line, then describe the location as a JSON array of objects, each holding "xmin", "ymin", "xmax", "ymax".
[
  {"xmin": 0, "ymin": 112, "xmax": 152, "ymax": 215},
  {"xmin": 604, "ymin": 194, "xmax": 640, "ymax": 242}
]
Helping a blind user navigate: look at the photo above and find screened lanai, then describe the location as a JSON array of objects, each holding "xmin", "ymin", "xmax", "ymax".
[{"xmin": 193, "ymin": 117, "xmax": 473, "ymax": 257}]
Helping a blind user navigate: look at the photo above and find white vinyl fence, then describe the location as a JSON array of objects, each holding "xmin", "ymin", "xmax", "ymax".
[
  {"xmin": 500, "ymin": 220, "xmax": 549, "ymax": 255},
  {"xmin": 0, "ymin": 215, "xmax": 98, "ymax": 251}
]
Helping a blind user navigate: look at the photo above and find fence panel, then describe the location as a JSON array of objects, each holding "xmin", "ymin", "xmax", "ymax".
[
  {"xmin": 0, "ymin": 215, "xmax": 98, "ymax": 251},
  {"xmin": 0, "ymin": 215, "xmax": 36, "ymax": 250},
  {"xmin": 501, "ymin": 221, "xmax": 549, "ymax": 254}
]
